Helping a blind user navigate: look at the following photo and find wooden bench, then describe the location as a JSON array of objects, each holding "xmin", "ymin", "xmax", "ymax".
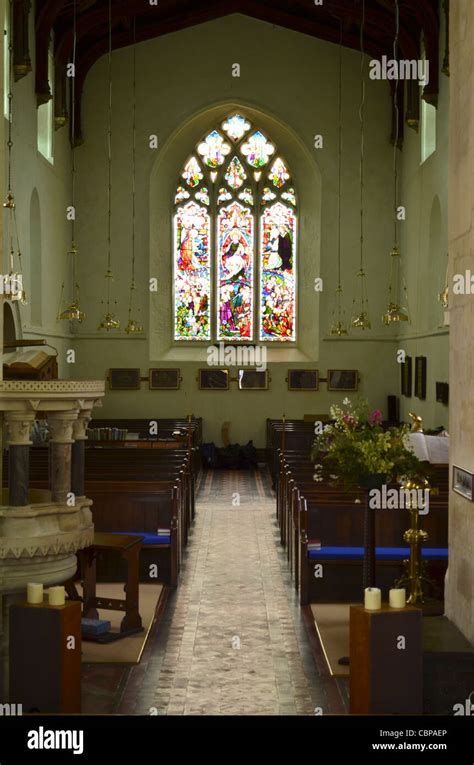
[
  {"xmin": 89, "ymin": 417, "xmax": 202, "ymax": 475},
  {"xmin": 267, "ymin": 442, "xmax": 449, "ymax": 605},
  {"xmin": 266, "ymin": 419, "xmax": 315, "ymax": 486}
]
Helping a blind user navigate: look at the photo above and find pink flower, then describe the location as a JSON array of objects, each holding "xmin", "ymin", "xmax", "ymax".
[
  {"xmin": 369, "ymin": 409, "xmax": 382, "ymax": 426},
  {"xmin": 342, "ymin": 414, "xmax": 358, "ymax": 429}
]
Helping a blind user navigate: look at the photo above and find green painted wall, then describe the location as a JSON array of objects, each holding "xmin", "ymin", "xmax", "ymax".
[
  {"xmin": 2, "ymin": 7, "xmax": 73, "ymax": 372},
  {"xmin": 72, "ymin": 15, "xmax": 393, "ymax": 445},
  {"xmin": 396, "ymin": 7, "xmax": 449, "ymax": 428},
  {"xmin": 5, "ymin": 11, "xmax": 449, "ymax": 445}
]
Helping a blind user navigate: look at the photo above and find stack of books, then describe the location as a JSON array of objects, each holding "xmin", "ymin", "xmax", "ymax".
[{"xmin": 86, "ymin": 427, "xmax": 129, "ymax": 441}]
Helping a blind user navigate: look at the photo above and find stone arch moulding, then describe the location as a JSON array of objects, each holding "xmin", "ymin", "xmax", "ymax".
[{"xmin": 149, "ymin": 99, "xmax": 322, "ymax": 364}]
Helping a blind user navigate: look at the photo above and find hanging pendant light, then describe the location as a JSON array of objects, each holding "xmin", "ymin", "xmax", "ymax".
[
  {"xmin": 98, "ymin": 0, "xmax": 120, "ymax": 331},
  {"xmin": 3, "ymin": 0, "xmax": 26, "ymax": 304},
  {"xmin": 58, "ymin": 0, "xmax": 85, "ymax": 323},
  {"xmin": 383, "ymin": 0, "xmax": 410, "ymax": 326},
  {"xmin": 351, "ymin": 0, "xmax": 371, "ymax": 330},
  {"xmin": 125, "ymin": 18, "xmax": 143, "ymax": 335},
  {"xmin": 330, "ymin": 20, "xmax": 348, "ymax": 337}
]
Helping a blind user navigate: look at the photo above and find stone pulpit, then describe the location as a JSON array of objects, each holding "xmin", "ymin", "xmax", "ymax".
[{"xmin": 0, "ymin": 379, "xmax": 105, "ymax": 700}]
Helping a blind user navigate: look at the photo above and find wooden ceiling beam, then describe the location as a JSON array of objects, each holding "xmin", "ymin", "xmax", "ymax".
[{"xmin": 32, "ymin": 0, "xmax": 440, "ymax": 140}]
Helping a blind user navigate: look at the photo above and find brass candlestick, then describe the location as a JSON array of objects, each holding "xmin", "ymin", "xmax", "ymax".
[
  {"xmin": 408, "ymin": 412, "xmax": 423, "ymax": 432},
  {"xmin": 395, "ymin": 477, "xmax": 432, "ymax": 604}
]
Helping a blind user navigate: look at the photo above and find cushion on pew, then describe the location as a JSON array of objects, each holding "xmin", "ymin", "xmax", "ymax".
[
  {"xmin": 110, "ymin": 531, "xmax": 171, "ymax": 545},
  {"xmin": 307, "ymin": 546, "xmax": 448, "ymax": 560}
]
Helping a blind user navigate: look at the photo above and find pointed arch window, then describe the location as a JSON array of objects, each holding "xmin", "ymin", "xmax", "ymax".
[{"xmin": 173, "ymin": 114, "xmax": 297, "ymax": 342}]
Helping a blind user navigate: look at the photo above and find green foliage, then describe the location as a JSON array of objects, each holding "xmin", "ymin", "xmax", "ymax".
[{"xmin": 311, "ymin": 398, "xmax": 427, "ymax": 491}]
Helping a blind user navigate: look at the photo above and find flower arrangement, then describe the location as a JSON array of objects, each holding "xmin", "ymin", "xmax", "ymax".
[{"xmin": 312, "ymin": 398, "xmax": 425, "ymax": 491}]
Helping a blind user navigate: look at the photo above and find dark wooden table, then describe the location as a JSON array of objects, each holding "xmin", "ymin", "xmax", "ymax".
[{"xmin": 79, "ymin": 532, "xmax": 144, "ymax": 635}]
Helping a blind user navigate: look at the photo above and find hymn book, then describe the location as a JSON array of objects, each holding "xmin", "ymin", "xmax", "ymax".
[
  {"xmin": 3, "ymin": 350, "xmax": 50, "ymax": 369},
  {"xmin": 407, "ymin": 433, "xmax": 449, "ymax": 464}
]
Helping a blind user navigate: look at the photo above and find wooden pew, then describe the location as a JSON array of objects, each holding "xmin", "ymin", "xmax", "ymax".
[
  {"xmin": 83, "ymin": 447, "xmax": 193, "ymax": 585},
  {"xmin": 84, "ymin": 480, "xmax": 180, "ymax": 586},
  {"xmin": 266, "ymin": 419, "xmax": 315, "ymax": 486},
  {"xmin": 84, "ymin": 447, "xmax": 194, "ymax": 537},
  {"xmin": 269, "ymin": 445, "xmax": 449, "ymax": 605},
  {"xmin": 299, "ymin": 489, "xmax": 448, "ymax": 605},
  {"xmin": 88, "ymin": 417, "xmax": 202, "ymax": 475}
]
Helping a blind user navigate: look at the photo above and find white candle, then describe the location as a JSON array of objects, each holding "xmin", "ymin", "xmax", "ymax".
[
  {"xmin": 389, "ymin": 588, "xmax": 406, "ymax": 608},
  {"xmin": 27, "ymin": 583, "xmax": 43, "ymax": 604},
  {"xmin": 48, "ymin": 586, "xmax": 65, "ymax": 606},
  {"xmin": 364, "ymin": 587, "xmax": 381, "ymax": 610}
]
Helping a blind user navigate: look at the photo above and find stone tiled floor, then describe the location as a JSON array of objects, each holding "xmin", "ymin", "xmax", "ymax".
[{"xmin": 83, "ymin": 468, "xmax": 345, "ymax": 715}]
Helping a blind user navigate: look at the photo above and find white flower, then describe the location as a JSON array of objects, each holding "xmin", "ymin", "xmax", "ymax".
[
  {"xmin": 313, "ymin": 474, "xmax": 323, "ymax": 482},
  {"xmin": 343, "ymin": 397, "xmax": 351, "ymax": 406},
  {"xmin": 323, "ymin": 424, "xmax": 332, "ymax": 432},
  {"xmin": 354, "ymin": 499, "xmax": 361, "ymax": 504}
]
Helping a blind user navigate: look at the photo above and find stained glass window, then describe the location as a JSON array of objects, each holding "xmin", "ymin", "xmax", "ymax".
[
  {"xmin": 218, "ymin": 202, "xmax": 254, "ymax": 340},
  {"xmin": 175, "ymin": 186, "xmax": 190, "ymax": 203},
  {"xmin": 268, "ymin": 158, "xmax": 290, "ymax": 188},
  {"xmin": 225, "ymin": 156, "xmax": 247, "ymax": 189},
  {"xmin": 174, "ymin": 201, "xmax": 211, "ymax": 340},
  {"xmin": 238, "ymin": 187, "xmax": 254, "ymax": 205},
  {"xmin": 281, "ymin": 187, "xmax": 296, "ymax": 206},
  {"xmin": 173, "ymin": 114, "xmax": 297, "ymax": 343},
  {"xmin": 241, "ymin": 131, "xmax": 275, "ymax": 168},
  {"xmin": 218, "ymin": 187, "xmax": 232, "ymax": 204},
  {"xmin": 260, "ymin": 203, "xmax": 296, "ymax": 341},
  {"xmin": 262, "ymin": 187, "xmax": 277, "ymax": 203},
  {"xmin": 197, "ymin": 130, "xmax": 231, "ymax": 168},
  {"xmin": 222, "ymin": 114, "xmax": 251, "ymax": 141},
  {"xmin": 195, "ymin": 187, "xmax": 210, "ymax": 205},
  {"xmin": 182, "ymin": 156, "xmax": 203, "ymax": 187}
]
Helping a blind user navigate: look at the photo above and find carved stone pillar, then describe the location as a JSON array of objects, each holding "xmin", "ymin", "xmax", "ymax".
[
  {"xmin": 71, "ymin": 410, "xmax": 91, "ymax": 498},
  {"xmin": 4, "ymin": 412, "xmax": 35, "ymax": 506},
  {"xmin": 47, "ymin": 411, "xmax": 78, "ymax": 503}
]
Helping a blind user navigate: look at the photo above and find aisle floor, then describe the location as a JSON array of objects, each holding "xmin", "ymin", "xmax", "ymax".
[{"xmin": 82, "ymin": 468, "xmax": 345, "ymax": 715}]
